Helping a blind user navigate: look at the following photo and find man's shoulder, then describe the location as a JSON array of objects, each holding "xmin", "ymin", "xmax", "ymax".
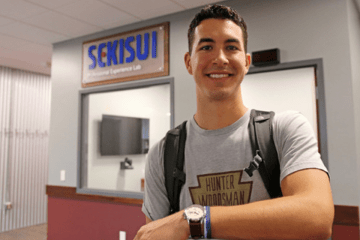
[
  {"xmin": 272, "ymin": 110, "xmax": 315, "ymax": 144},
  {"xmin": 147, "ymin": 138, "xmax": 165, "ymax": 164},
  {"xmin": 273, "ymin": 110, "xmax": 306, "ymax": 128},
  {"xmin": 250, "ymin": 109, "xmax": 305, "ymax": 132},
  {"xmin": 273, "ymin": 110, "xmax": 301, "ymax": 119}
]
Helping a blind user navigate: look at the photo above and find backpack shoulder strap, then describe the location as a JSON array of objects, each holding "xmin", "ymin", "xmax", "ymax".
[
  {"xmin": 247, "ymin": 109, "xmax": 283, "ymax": 198},
  {"xmin": 163, "ymin": 121, "xmax": 187, "ymax": 214}
]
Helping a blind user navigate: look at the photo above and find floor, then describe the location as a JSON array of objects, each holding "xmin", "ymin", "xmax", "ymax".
[{"xmin": 0, "ymin": 224, "xmax": 47, "ymax": 240}]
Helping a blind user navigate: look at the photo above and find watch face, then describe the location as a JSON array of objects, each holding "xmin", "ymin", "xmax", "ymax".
[{"xmin": 185, "ymin": 205, "xmax": 205, "ymax": 221}]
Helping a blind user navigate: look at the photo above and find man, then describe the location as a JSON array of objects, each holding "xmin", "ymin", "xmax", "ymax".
[{"xmin": 135, "ymin": 4, "xmax": 334, "ymax": 240}]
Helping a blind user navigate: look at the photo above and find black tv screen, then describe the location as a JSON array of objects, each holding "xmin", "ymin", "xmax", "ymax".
[{"xmin": 100, "ymin": 115, "xmax": 149, "ymax": 156}]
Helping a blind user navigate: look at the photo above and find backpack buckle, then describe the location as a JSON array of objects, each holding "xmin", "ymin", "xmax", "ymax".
[
  {"xmin": 173, "ymin": 168, "xmax": 186, "ymax": 183},
  {"xmin": 254, "ymin": 115, "xmax": 270, "ymax": 122},
  {"xmin": 244, "ymin": 150, "xmax": 263, "ymax": 177}
]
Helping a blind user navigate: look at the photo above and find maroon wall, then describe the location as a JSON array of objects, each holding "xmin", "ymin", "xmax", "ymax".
[
  {"xmin": 48, "ymin": 196, "xmax": 145, "ymax": 240},
  {"xmin": 332, "ymin": 225, "xmax": 359, "ymax": 240},
  {"xmin": 47, "ymin": 186, "xmax": 359, "ymax": 239}
]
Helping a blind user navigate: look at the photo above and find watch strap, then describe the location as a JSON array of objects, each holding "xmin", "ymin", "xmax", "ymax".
[{"xmin": 189, "ymin": 220, "xmax": 203, "ymax": 238}]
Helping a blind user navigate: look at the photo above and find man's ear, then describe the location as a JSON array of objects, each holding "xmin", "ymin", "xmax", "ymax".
[
  {"xmin": 243, "ymin": 53, "xmax": 251, "ymax": 75},
  {"xmin": 246, "ymin": 53, "xmax": 251, "ymax": 69},
  {"xmin": 184, "ymin": 52, "xmax": 193, "ymax": 75}
]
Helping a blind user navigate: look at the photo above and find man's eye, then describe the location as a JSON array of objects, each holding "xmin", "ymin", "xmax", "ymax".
[
  {"xmin": 227, "ymin": 46, "xmax": 239, "ymax": 50},
  {"xmin": 200, "ymin": 45, "xmax": 212, "ymax": 50}
]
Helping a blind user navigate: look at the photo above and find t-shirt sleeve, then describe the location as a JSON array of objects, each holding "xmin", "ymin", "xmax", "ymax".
[
  {"xmin": 272, "ymin": 111, "xmax": 328, "ymax": 183},
  {"xmin": 141, "ymin": 139, "xmax": 171, "ymax": 221}
]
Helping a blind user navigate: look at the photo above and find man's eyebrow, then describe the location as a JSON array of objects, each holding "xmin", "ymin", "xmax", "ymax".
[
  {"xmin": 198, "ymin": 38, "xmax": 240, "ymax": 44},
  {"xmin": 198, "ymin": 38, "xmax": 215, "ymax": 44},
  {"xmin": 226, "ymin": 38, "xmax": 240, "ymax": 43}
]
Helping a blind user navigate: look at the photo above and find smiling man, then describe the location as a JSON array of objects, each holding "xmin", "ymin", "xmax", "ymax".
[{"xmin": 135, "ymin": 4, "xmax": 334, "ymax": 240}]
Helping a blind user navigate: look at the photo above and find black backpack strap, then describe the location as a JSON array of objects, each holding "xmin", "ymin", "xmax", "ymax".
[
  {"xmin": 163, "ymin": 121, "xmax": 187, "ymax": 214},
  {"xmin": 246, "ymin": 109, "xmax": 283, "ymax": 198}
]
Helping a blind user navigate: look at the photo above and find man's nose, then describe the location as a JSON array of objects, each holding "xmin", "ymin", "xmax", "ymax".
[{"xmin": 212, "ymin": 49, "xmax": 229, "ymax": 65}]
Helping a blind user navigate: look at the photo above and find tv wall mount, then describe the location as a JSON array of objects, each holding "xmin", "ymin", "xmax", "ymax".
[{"xmin": 120, "ymin": 157, "xmax": 133, "ymax": 170}]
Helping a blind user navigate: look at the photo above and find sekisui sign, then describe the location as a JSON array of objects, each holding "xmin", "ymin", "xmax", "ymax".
[{"xmin": 82, "ymin": 22, "xmax": 169, "ymax": 87}]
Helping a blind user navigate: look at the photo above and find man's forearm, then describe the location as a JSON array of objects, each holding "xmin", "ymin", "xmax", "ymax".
[
  {"xmin": 210, "ymin": 195, "xmax": 333, "ymax": 239},
  {"xmin": 210, "ymin": 169, "xmax": 334, "ymax": 240}
]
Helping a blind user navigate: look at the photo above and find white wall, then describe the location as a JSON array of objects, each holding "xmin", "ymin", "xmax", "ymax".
[
  {"xmin": 242, "ymin": 67, "xmax": 318, "ymax": 139},
  {"xmin": 49, "ymin": 0, "xmax": 360, "ymax": 206},
  {"xmin": 87, "ymin": 84, "xmax": 170, "ymax": 192},
  {"xmin": 0, "ymin": 67, "xmax": 50, "ymax": 233}
]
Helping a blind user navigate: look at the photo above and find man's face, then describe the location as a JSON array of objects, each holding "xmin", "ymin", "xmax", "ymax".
[{"xmin": 184, "ymin": 18, "xmax": 251, "ymax": 101}]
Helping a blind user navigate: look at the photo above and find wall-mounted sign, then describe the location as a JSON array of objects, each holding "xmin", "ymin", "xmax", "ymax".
[{"xmin": 82, "ymin": 22, "xmax": 169, "ymax": 87}]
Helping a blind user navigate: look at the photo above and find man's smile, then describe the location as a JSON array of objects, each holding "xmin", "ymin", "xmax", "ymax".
[{"xmin": 206, "ymin": 73, "xmax": 233, "ymax": 78}]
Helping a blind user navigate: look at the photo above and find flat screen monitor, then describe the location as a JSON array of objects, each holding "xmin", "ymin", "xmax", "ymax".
[{"xmin": 100, "ymin": 115, "xmax": 149, "ymax": 156}]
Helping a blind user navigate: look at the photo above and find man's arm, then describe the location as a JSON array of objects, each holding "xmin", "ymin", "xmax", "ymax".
[
  {"xmin": 210, "ymin": 168, "xmax": 334, "ymax": 239},
  {"xmin": 136, "ymin": 168, "xmax": 333, "ymax": 240},
  {"xmin": 145, "ymin": 216, "xmax": 152, "ymax": 224},
  {"xmin": 135, "ymin": 210, "xmax": 189, "ymax": 240}
]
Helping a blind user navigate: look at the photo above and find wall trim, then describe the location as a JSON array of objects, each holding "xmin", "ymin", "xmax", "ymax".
[
  {"xmin": 46, "ymin": 185, "xmax": 143, "ymax": 206},
  {"xmin": 77, "ymin": 77, "xmax": 174, "ymax": 200}
]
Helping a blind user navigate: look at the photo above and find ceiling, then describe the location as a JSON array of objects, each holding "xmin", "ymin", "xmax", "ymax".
[{"xmin": 0, "ymin": 0, "xmax": 224, "ymax": 75}]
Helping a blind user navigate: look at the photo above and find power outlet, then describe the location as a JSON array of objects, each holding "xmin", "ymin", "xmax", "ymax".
[
  {"xmin": 5, "ymin": 202, "xmax": 12, "ymax": 210},
  {"xmin": 119, "ymin": 231, "xmax": 126, "ymax": 240},
  {"xmin": 60, "ymin": 170, "xmax": 65, "ymax": 181}
]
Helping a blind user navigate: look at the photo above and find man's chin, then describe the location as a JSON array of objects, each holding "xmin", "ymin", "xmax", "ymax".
[{"xmin": 207, "ymin": 90, "xmax": 232, "ymax": 102}]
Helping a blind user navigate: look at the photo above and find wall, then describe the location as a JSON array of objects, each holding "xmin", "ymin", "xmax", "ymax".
[
  {"xmin": 243, "ymin": 67, "xmax": 318, "ymax": 138},
  {"xmin": 347, "ymin": 0, "xmax": 360, "ymax": 209},
  {"xmin": 0, "ymin": 67, "xmax": 50, "ymax": 233},
  {"xmin": 48, "ymin": 0, "xmax": 360, "ymax": 237},
  {"xmin": 48, "ymin": 196, "xmax": 144, "ymax": 240},
  {"xmin": 49, "ymin": 39, "xmax": 82, "ymax": 187}
]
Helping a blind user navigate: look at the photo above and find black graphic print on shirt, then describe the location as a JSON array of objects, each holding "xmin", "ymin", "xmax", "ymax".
[{"xmin": 189, "ymin": 170, "xmax": 253, "ymax": 206}]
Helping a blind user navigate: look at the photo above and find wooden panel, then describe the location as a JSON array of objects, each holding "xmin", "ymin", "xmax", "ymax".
[
  {"xmin": 46, "ymin": 185, "xmax": 143, "ymax": 206},
  {"xmin": 48, "ymin": 196, "xmax": 144, "ymax": 240},
  {"xmin": 334, "ymin": 205, "xmax": 359, "ymax": 226},
  {"xmin": 332, "ymin": 225, "xmax": 360, "ymax": 240}
]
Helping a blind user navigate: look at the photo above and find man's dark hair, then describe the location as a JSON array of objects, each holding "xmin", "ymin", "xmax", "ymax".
[{"xmin": 187, "ymin": 4, "xmax": 248, "ymax": 55}]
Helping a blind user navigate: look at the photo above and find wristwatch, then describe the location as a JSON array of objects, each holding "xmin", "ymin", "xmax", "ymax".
[{"xmin": 183, "ymin": 204, "xmax": 206, "ymax": 239}]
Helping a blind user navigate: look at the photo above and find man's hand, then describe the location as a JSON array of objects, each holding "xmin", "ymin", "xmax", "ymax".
[{"xmin": 134, "ymin": 210, "xmax": 190, "ymax": 240}]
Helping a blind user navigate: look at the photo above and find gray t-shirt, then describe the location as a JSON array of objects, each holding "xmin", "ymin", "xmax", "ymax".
[{"xmin": 142, "ymin": 110, "xmax": 327, "ymax": 234}]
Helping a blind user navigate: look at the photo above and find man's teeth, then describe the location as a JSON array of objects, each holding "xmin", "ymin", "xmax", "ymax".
[{"xmin": 209, "ymin": 74, "xmax": 230, "ymax": 78}]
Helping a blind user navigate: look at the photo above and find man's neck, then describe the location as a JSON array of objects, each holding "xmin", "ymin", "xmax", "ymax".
[{"xmin": 194, "ymin": 94, "xmax": 248, "ymax": 130}]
